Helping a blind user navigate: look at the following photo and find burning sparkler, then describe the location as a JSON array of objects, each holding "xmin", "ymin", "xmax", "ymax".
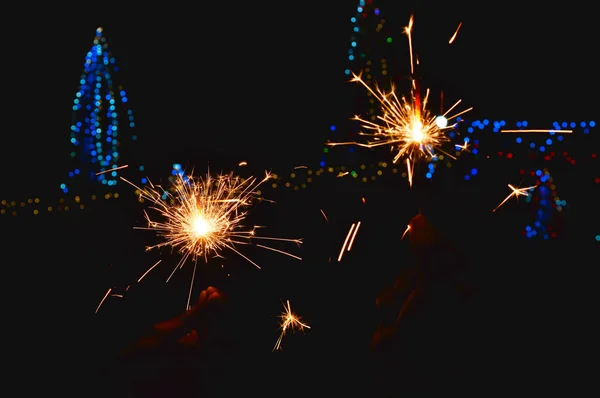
[
  {"xmin": 273, "ymin": 300, "xmax": 310, "ymax": 351},
  {"xmin": 455, "ymin": 139, "xmax": 470, "ymax": 152},
  {"xmin": 121, "ymin": 170, "xmax": 302, "ymax": 310},
  {"xmin": 326, "ymin": 15, "xmax": 472, "ymax": 187},
  {"xmin": 493, "ymin": 183, "xmax": 537, "ymax": 212}
]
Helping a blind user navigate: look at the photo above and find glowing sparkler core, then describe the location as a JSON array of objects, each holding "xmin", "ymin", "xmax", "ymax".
[
  {"xmin": 411, "ymin": 120, "xmax": 424, "ymax": 142},
  {"xmin": 191, "ymin": 213, "xmax": 213, "ymax": 237}
]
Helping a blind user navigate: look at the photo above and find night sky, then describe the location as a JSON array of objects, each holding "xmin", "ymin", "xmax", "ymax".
[{"xmin": 1, "ymin": 2, "xmax": 598, "ymax": 393}]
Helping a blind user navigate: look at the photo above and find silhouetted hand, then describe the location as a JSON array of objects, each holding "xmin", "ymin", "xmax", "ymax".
[
  {"xmin": 126, "ymin": 286, "xmax": 224, "ymax": 355},
  {"xmin": 371, "ymin": 214, "xmax": 472, "ymax": 351}
]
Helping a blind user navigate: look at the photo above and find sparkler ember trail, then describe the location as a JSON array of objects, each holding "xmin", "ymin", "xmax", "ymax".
[
  {"xmin": 273, "ymin": 300, "xmax": 310, "ymax": 351},
  {"xmin": 121, "ymin": 170, "xmax": 302, "ymax": 309},
  {"xmin": 327, "ymin": 16, "xmax": 472, "ymax": 187},
  {"xmin": 493, "ymin": 183, "xmax": 537, "ymax": 212}
]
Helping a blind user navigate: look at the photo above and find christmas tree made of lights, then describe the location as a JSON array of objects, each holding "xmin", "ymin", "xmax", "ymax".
[{"xmin": 61, "ymin": 27, "xmax": 137, "ymax": 194}]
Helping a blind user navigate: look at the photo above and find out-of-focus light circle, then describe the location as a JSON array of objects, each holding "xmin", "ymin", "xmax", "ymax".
[{"xmin": 435, "ymin": 116, "xmax": 448, "ymax": 128}]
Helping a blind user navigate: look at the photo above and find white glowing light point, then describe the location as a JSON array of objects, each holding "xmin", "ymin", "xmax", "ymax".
[
  {"xmin": 192, "ymin": 215, "xmax": 211, "ymax": 237},
  {"xmin": 435, "ymin": 116, "xmax": 448, "ymax": 129},
  {"xmin": 411, "ymin": 120, "xmax": 424, "ymax": 142}
]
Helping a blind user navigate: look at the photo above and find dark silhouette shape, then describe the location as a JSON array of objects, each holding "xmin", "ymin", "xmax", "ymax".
[
  {"xmin": 122, "ymin": 286, "xmax": 223, "ymax": 357},
  {"xmin": 369, "ymin": 214, "xmax": 479, "ymax": 390}
]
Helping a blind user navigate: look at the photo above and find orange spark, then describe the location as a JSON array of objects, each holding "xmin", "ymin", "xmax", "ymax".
[
  {"xmin": 95, "ymin": 164, "xmax": 128, "ymax": 175},
  {"xmin": 320, "ymin": 209, "xmax": 328, "ymax": 223},
  {"xmin": 449, "ymin": 22, "xmax": 462, "ymax": 44},
  {"xmin": 501, "ymin": 129, "xmax": 572, "ymax": 134},
  {"xmin": 273, "ymin": 300, "xmax": 310, "ymax": 351},
  {"xmin": 493, "ymin": 183, "xmax": 537, "ymax": 212},
  {"xmin": 137, "ymin": 259, "xmax": 162, "ymax": 282},
  {"xmin": 337, "ymin": 223, "xmax": 356, "ymax": 262},
  {"xmin": 405, "ymin": 15, "xmax": 415, "ymax": 74},
  {"xmin": 455, "ymin": 139, "xmax": 470, "ymax": 152},
  {"xmin": 95, "ymin": 288, "xmax": 112, "ymax": 313},
  {"xmin": 401, "ymin": 224, "xmax": 411, "ymax": 240},
  {"xmin": 347, "ymin": 221, "xmax": 361, "ymax": 251}
]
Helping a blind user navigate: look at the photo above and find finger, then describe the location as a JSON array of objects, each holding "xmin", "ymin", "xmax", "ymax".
[
  {"xmin": 208, "ymin": 290, "xmax": 221, "ymax": 303},
  {"xmin": 408, "ymin": 214, "xmax": 441, "ymax": 251},
  {"xmin": 393, "ymin": 267, "xmax": 418, "ymax": 290},
  {"xmin": 178, "ymin": 329, "xmax": 199, "ymax": 346},
  {"xmin": 394, "ymin": 288, "xmax": 419, "ymax": 326},
  {"xmin": 370, "ymin": 324, "xmax": 397, "ymax": 351},
  {"xmin": 206, "ymin": 286, "xmax": 218, "ymax": 296},
  {"xmin": 197, "ymin": 289, "xmax": 208, "ymax": 306},
  {"xmin": 409, "ymin": 214, "xmax": 463, "ymax": 276},
  {"xmin": 376, "ymin": 268, "xmax": 418, "ymax": 308},
  {"xmin": 375, "ymin": 286, "xmax": 396, "ymax": 307}
]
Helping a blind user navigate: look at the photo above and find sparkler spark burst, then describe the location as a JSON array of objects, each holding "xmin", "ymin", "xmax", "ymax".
[
  {"xmin": 273, "ymin": 300, "xmax": 310, "ymax": 351},
  {"xmin": 327, "ymin": 15, "xmax": 472, "ymax": 186},
  {"xmin": 121, "ymin": 170, "xmax": 302, "ymax": 309},
  {"xmin": 493, "ymin": 183, "xmax": 537, "ymax": 212}
]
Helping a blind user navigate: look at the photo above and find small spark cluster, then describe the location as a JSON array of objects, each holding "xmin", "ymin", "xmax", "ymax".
[{"xmin": 273, "ymin": 300, "xmax": 311, "ymax": 351}]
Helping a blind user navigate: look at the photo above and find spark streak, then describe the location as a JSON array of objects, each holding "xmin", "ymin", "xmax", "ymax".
[
  {"xmin": 401, "ymin": 224, "xmax": 411, "ymax": 240},
  {"xmin": 96, "ymin": 288, "xmax": 112, "ymax": 313},
  {"xmin": 449, "ymin": 22, "xmax": 462, "ymax": 44},
  {"xmin": 337, "ymin": 223, "xmax": 356, "ymax": 262},
  {"xmin": 501, "ymin": 129, "xmax": 572, "ymax": 134},
  {"xmin": 405, "ymin": 15, "xmax": 415, "ymax": 74},
  {"xmin": 493, "ymin": 183, "xmax": 537, "ymax": 212},
  {"xmin": 347, "ymin": 221, "xmax": 361, "ymax": 251},
  {"xmin": 137, "ymin": 259, "xmax": 162, "ymax": 282},
  {"xmin": 95, "ymin": 164, "xmax": 129, "ymax": 175},
  {"xmin": 320, "ymin": 209, "xmax": 328, "ymax": 223}
]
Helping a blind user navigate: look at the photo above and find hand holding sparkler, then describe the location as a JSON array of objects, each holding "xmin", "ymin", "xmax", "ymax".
[
  {"xmin": 125, "ymin": 286, "xmax": 224, "ymax": 355},
  {"xmin": 371, "ymin": 214, "xmax": 472, "ymax": 352}
]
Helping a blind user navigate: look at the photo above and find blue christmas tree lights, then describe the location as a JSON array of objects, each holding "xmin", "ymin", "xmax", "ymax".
[{"xmin": 62, "ymin": 27, "xmax": 137, "ymax": 194}]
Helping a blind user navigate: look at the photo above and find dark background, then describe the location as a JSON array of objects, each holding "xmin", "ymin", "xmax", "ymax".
[{"xmin": 1, "ymin": 1, "xmax": 598, "ymax": 394}]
